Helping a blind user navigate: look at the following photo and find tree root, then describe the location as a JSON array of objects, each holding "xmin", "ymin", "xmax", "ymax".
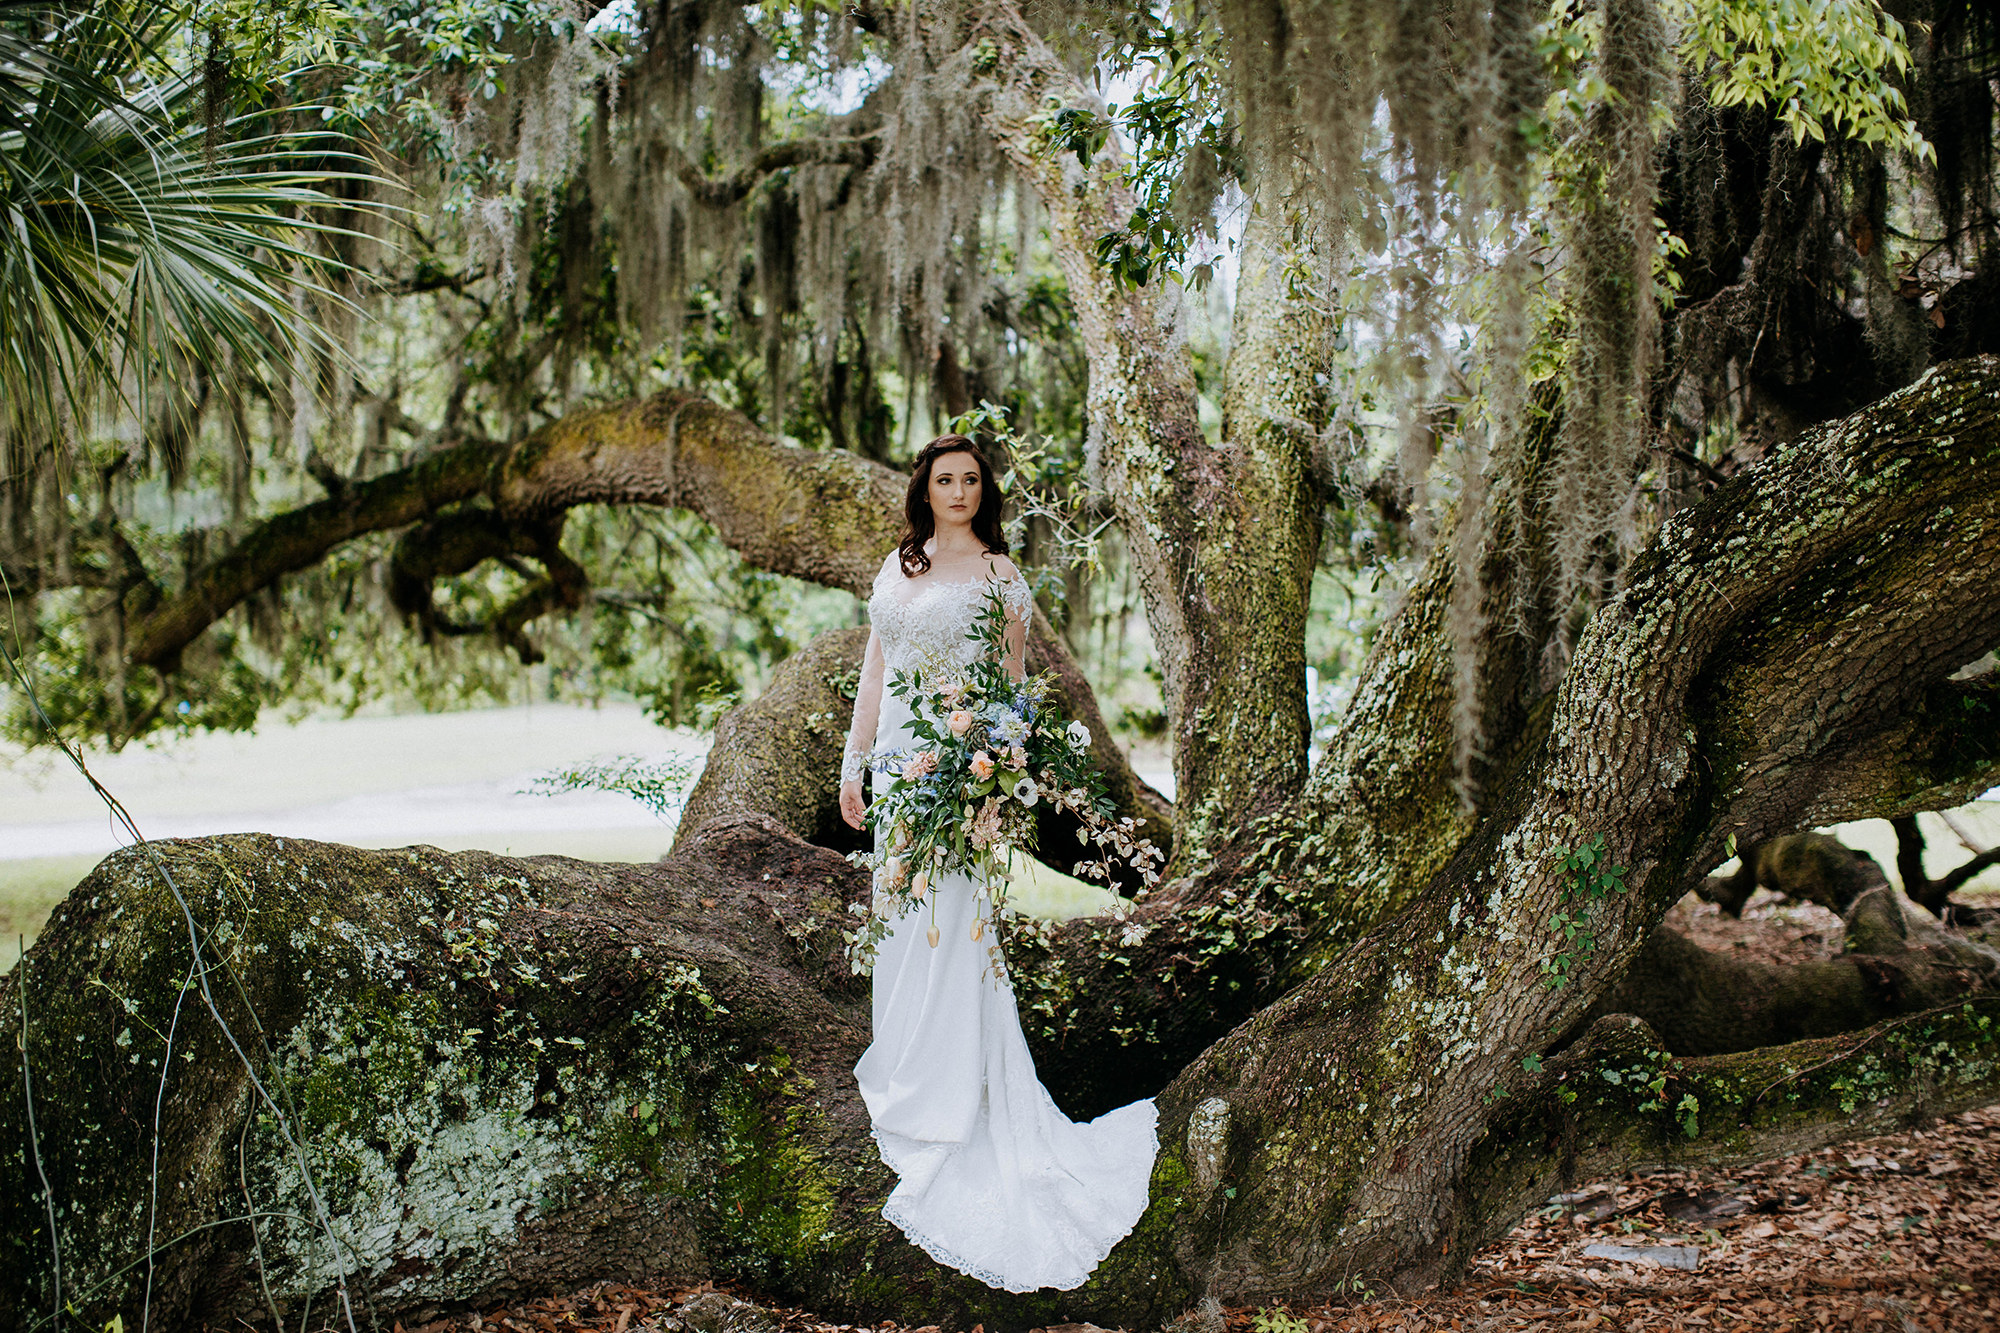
[
  {"xmin": 1463, "ymin": 999, "xmax": 2000, "ymax": 1282},
  {"xmin": 1584, "ymin": 883, "xmax": 2000, "ymax": 1055}
]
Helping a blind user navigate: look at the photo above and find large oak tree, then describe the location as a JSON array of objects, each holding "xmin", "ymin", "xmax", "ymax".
[{"xmin": 4, "ymin": 1, "xmax": 1999, "ymax": 1330}]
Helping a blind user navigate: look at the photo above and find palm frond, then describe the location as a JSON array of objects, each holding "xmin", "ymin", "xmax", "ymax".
[{"xmin": 0, "ymin": 0, "xmax": 388, "ymax": 437}]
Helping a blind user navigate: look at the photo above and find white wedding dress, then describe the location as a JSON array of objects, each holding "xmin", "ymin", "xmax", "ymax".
[{"xmin": 852, "ymin": 552, "xmax": 1159, "ymax": 1292}]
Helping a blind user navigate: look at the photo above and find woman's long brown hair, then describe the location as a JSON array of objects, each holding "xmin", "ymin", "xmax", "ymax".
[{"xmin": 898, "ymin": 434, "xmax": 1009, "ymax": 577}]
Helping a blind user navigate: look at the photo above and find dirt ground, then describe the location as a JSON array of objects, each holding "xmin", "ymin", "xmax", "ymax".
[{"xmin": 393, "ymin": 888, "xmax": 2000, "ymax": 1333}]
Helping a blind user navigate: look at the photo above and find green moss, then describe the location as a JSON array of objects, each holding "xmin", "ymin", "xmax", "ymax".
[
  {"xmin": 711, "ymin": 1050, "xmax": 843, "ymax": 1281},
  {"xmin": 0, "ymin": 836, "xmax": 794, "ymax": 1329}
]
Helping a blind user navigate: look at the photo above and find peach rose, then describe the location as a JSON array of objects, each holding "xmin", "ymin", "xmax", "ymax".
[
  {"xmin": 969, "ymin": 750, "xmax": 995, "ymax": 780},
  {"xmin": 948, "ymin": 709, "xmax": 975, "ymax": 737}
]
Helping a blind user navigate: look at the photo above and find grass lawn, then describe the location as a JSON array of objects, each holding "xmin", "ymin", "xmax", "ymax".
[{"xmin": 2, "ymin": 854, "xmax": 102, "ymax": 970}]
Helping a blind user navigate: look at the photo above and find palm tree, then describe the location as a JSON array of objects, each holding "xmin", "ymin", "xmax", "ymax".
[{"xmin": 0, "ymin": 0, "xmax": 366, "ymax": 437}]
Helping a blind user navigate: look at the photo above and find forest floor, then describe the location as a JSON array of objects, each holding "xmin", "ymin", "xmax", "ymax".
[{"xmin": 403, "ymin": 890, "xmax": 2000, "ymax": 1333}]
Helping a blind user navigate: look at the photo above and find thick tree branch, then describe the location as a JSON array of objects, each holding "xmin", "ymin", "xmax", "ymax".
[
  {"xmin": 122, "ymin": 394, "xmax": 905, "ymax": 672},
  {"xmin": 126, "ymin": 437, "xmax": 498, "ymax": 670},
  {"xmin": 651, "ymin": 135, "xmax": 880, "ymax": 208},
  {"xmin": 1775, "ymin": 671, "xmax": 2000, "ymax": 836},
  {"xmin": 1698, "ymin": 829, "xmax": 1887, "ymax": 917},
  {"xmin": 388, "ymin": 507, "xmax": 552, "ymax": 639},
  {"xmin": 1584, "ymin": 884, "xmax": 1999, "ymax": 1055},
  {"xmin": 490, "ymin": 391, "xmax": 908, "ymax": 594}
]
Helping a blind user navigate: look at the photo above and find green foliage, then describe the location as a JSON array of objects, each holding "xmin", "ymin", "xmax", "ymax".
[
  {"xmin": 2, "ymin": 588, "xmax": 271, "ymax": 747},
  {"xmin": 523, "ymin": 753, "xmax": 698, "ymax": 822},
  {"xmin": 319, "ymin": 0, "xmax": 604, "ymax": 179},
  {"xmin": 0, "ymin": 0, "xmax": 373, "ymax": 435},
  {"xmin": 1540, "ymin": 834, "xmax": 1630, "ymax": 989},
  {"xmin": 1035, "ymin": 11, "xmax": 1235, "ymax": 290},
  {"xmin": 1590, "ymin": 1044, "xmax": 1702, "ymax": 1136},
  {"xmin": 1673, "ymin": 0, "xmax": 1932, "ymax": 159},
  {"xmin": 1251, "ymin": 1307, "xmax": 1311, "ymax": 1333}
]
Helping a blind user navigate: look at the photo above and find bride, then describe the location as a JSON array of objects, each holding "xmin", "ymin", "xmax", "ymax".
[{"xmin": 837, "ymin": 433, "xmax": 1159, "ymax": 1293}]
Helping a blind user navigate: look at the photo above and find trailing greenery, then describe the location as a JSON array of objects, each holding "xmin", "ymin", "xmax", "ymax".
[{"xmin": 523, "ymin": 752, "xmax": 700, "ymax": 822}]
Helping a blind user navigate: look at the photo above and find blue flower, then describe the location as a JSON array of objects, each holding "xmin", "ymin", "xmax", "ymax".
[{"xmin": 989, "ymin": 709, "xmax": 1029, "ymax": 745}]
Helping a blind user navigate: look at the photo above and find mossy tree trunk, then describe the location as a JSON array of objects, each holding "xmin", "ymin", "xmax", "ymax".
[
  {"xmin": 7, "ymin": 358, "xmax": 1999, "ymax": 1332},
  {"xmin": 967, "ymin": 4, "xmax": 1333, "ymax": 867}
]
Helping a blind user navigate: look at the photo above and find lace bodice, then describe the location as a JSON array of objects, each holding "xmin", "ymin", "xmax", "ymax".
[{"xmin": 867, "ymin": 551, "xmax": 1032, "ymax": 674}]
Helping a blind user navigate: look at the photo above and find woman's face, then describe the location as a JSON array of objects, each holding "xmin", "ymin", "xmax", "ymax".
[{"xmin": 927, "ymin": 450, "xmax": 982, "ymax": 530}]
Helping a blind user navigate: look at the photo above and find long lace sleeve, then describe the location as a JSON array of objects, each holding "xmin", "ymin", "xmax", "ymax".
[
  {"xmin": 997, "ymin": 574, "xmax": 1032, "ymax": 624},
  {"xmin": 998, "ymin": 574, "xmax": 1030, "ymax": 682},
  {"xmin": 845, "ymin": 628, "xmax": 886, "ymax": 782}
]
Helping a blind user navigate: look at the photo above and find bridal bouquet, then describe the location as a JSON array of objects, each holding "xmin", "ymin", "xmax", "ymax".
[{"xmin": 846, "ymin": 589, "xmax": 1164, "ymax": 973}]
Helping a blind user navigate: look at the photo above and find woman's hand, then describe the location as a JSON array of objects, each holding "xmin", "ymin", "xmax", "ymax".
[{"xmin": 840, "ymin": 776, "xmax": 866, "ymax": 829}]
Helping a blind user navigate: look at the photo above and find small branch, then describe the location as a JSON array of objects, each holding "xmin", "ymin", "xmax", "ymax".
[
  {"xmin": 1650, "ymin": 443, "xmax": 1730, "ymax": 489},
  {"xmin": 93, "ymin": 519, "xmax": 163, "ymax": 616},
  {"xmin": 491, "ymin": 535, "xmax": 588, "ymax": 665},
  {"xmin": 301, "ymin": 449, "xmax": 348, "ymax": 500},
  {"xmin": 1938, "ymin": 846, "xmax": 2000, "ymax": 897},
  {"xmin": 1746, "ymin": 1000, "xmax": 1971, "ymax": 1108},
  {"xmin": 1892, "ymin": 813, "xmax": 1933, "ymax": 903},
  {"xmin": 381, "ymin": 264, "xmax": 488, "ymax": 296},
  {"xmin": 1941, "ymin": 809, "xmax": 1993, "ymax": 853}
]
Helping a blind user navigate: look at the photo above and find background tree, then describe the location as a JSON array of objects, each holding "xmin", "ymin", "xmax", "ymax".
[{"xmin": 3, "ymin": 0, "xmax": 2000, "ymax": 1329}]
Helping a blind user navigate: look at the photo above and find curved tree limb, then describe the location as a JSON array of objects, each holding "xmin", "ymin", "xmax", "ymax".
[
  {"xmin": 126, "ymin": 436, "xmax": 498, "ymax": 670},
  {"xmin": 490, "ymin": 392, "xmax": 909, "ymax": 595},
  {"xmin": 118, "ymin": 391, "xmax": 906, "ymax": 673},
  {"xmin": 115, "ymin": 387, "xmax": 1169, "ymax": 836},
  {"xmin": 650, "ymin": 135, "xmax": 880, "ymax": 209}
]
